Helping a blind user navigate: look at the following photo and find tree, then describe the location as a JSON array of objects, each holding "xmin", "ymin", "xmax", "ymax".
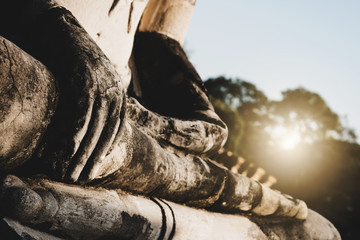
[
  {"xmin": 205, "ymin": 77, "xmax": 357, "ymax": 157},
  {"xmin": 205, "ymin": 76, "xmax": 360, "ymax": 239},
  {"xmin": 269, "ymin": 88, "xmax": 353, "ymax": 143},
  {"xmin": 205, "ymin": 77, "xmax": 270, "ymax": 158}
]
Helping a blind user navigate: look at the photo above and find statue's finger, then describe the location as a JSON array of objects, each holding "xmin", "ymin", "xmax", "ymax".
[
  {"xmin": 65, "ymin": 97, "xmax": 109, "ymax": 182},
  {"xmin": 69, "ymin": 92, "xmax": 96, "ymax": 160},
  {"xmin": 80, "ymin": 96, "xmax": 124, "ymax": 181},
  {"xmin": 42, "ymin": 91, "xmax": 96, "ymax": 180},
  {"xmin": 0, "ymin": 175, "xmax": 27, "ymax": 191},
  {"xmin": 0, "ymin": 175, "xmax": 42, "ymax": 222}
]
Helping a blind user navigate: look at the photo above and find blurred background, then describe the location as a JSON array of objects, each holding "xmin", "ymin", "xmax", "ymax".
[{"xmin": 185, "ymin": 1, "xmax": 360, "ymax": 239}]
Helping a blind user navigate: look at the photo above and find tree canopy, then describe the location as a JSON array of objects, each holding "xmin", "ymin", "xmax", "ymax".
[
  {"xmin": 205, "ymin": 77, "xmax": 356, "ymax": 154},
  {"xmin": 205, "ymin": 76, "xmax": 360, "ymax": 239}
]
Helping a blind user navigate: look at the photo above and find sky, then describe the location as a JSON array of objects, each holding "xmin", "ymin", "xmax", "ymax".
[{"xmin": 185, "ymin": 0, "xmax": 360, "ymax": 139}]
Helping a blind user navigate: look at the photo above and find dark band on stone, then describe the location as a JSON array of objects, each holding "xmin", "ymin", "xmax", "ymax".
[
  {"xmin": 150, "ymin": 197, "xmax": 167, "ymax": 240},
  {"xmin": 159, "ymin": 198, "xmax": 176, "ymax": 240}
]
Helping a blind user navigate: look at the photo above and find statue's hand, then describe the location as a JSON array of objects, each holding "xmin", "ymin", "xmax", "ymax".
[
  {"xmin": 0, "ymin": 1, "xmax": 126, "ymax": 182},
  {"xmin": 31, "ymin": 6, "xmax": 126, "ymax": 182}
]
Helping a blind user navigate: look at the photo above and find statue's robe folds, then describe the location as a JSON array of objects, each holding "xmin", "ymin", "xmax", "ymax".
[{"xmin": 0, "ymin": 0, "xmax": 340, "ymax": 239}]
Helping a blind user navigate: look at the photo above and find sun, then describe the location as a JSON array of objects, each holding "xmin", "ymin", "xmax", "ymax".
[
  {"xmin": 268, "ymin": 125, "xmax": 301, "ymax": 150},
  {"xmin": 279, "ymin": 131, "xmax": 301, "ymax": 150}
]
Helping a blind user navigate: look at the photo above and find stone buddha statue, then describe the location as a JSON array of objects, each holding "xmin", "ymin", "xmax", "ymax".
[{"xmin": 0, "ymin": 0, "xmax": 340, "ymax": 239}]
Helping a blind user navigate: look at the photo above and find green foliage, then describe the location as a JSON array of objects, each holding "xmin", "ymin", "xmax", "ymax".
[
  {"xmin": 205, "ymin": 76, "xmax": 268, "ymax": 109},
  {"xmin": 205, "ymin": 77, "xmax": 270, "ymax": 158},
  {"xmin": 209, "ymin": 96, "xmax": 244, "ymax": 151},
  {"xmin": 205, "ymin": 76, "xmax": 357, "ymax": 153},
  {"xmin": 270, "ymin": 88, "xmax": 343, "ymax": 141},
  {"xmin": 205, "ymin": 76, "xmax": 360, "ymax": 239}
]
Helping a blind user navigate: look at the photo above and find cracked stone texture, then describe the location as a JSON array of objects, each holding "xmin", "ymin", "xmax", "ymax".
[
  {"xmin": 0, "ymin": 36, "xmax": 57, "ymax": 171},
  {"xmin": 56, "ymin": 0, "xmax": 148, "ymax": 88},
  {"xmin": 0, "ymin": 0, "xmax": 342, "ymax": 238},
  {"xmin": 0, "ymin": 33, "xmax": 338, "ymax": 237},
  {"xmin": 0, "ymin": 177, "xmax": 341, "ymax": 240}
]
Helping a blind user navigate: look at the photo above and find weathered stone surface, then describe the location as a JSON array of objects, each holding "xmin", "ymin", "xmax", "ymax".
[
  {"xmin": 133, "ymin": 32, "xmax": 214, "ymax": 119},
  {"xmin": 1, "ymin": 2, "xmax": 126, "ymax": 182},
  {"xmin": 127, "ymin": 97, "xmax": 227, "ymax": 156},
  {"xmin": 0, "ymin": 0, "xmax": 341, "ymax": 239},
  {"xmin": 90, "ymin": 119, "xmax": 307, "ymax": 219},
  {"xmin": 0, "ymin": 36, "xmax": 57, "ymax": 171},
  {"xmin": 131, "ymin": 31, "xmax": 228, "ymax": 155},
  {"xmin": 1, "ymin": 177, "xmax": 340, "ymax": 240},
  {"xmin": 253, "ymin": 209, "xmax": 341, "ymax": 240},
  {"xmin": 0, "ymin": 0, "xmax": 307, "ymax": 220},
  {"xmin": 96, "ymin": 121, "xmax": 228, "ymax": 206},
  {"xmin": 55, "ymin": 0, "xmax": 149, "ymax": 88},
  {"xmin": 140, "ymin": 0, "xmax": 195, "ymax": 44}
]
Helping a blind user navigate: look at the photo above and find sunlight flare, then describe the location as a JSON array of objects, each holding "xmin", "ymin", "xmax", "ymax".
[
  {"xmin": 280, "ymin": 131, "xmax": 301, "ymax": 150},
  {"xmin": 268, "ymin": 125, "xmax": 301, "ymax": 150}
]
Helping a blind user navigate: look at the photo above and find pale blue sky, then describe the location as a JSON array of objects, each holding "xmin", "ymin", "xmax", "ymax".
[{"xmin": 185, "ymin": 0, "xmax": 360, "ymax": 139}]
